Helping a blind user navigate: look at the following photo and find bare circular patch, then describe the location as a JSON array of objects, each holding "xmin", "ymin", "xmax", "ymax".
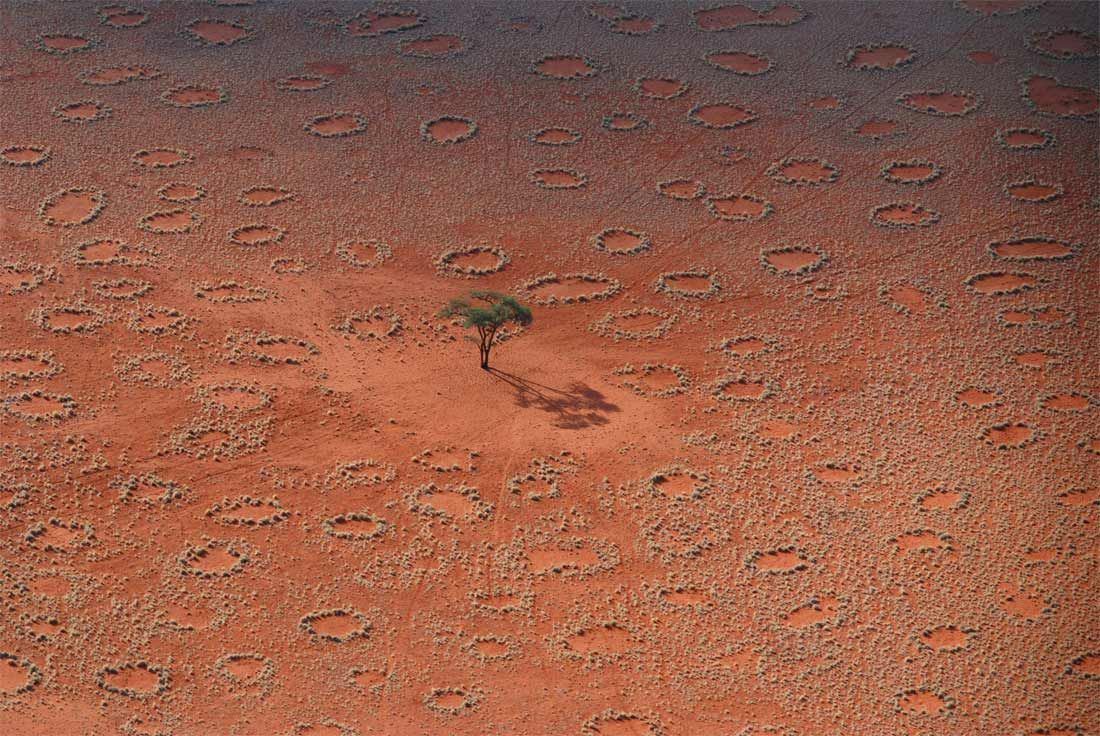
[
  {"xmin": 133, "ymin": 148, "xmax": 192, "ymax": 169},
  {"xmin": 530, "ymin": 168, "xmax": 587, "ymax": 189},
  {"xmin": 336, "ymin": 238, "xmax": 392, "ymax": 268},
  {"xmin": 52, "ymin": 99, "xmax": 111, "ymax": 124},
  {"xmin": 707, "ymin": 193, "xmax": 772, "ymax": 222},
  {"xmin": 400, "ymin": 34, "xmax": 469, "ymax": 58},
  {"xmin": 594, "ymin": 227, "xmax": 651, "ymax": 255},
  {"xmin": 634, "ymin": 77, "xmax": 689, "ymax": 99},
  {"xmin": 305, "ymin": 111, "xmax": 368, "ymax": 137},
  {"xmin": 881, "ymin": 159, "xmax": 941, "ymax": 185},
  {"xmin": 704, "ymin": 49, "xmax": 773, "ymax": 75},
  {"xmin": 518, "ymin": 272, "xmax": 621, "ymax": 305},
  {"xmin": 846, "ymin": 43, "xmax": 915, "ymax": 70},
  {"xmin": 38, "ymin": 187, "xmax": 107, "ymax": 227},
  {"xmin": 161, "ymin": 84, "xmax": 228, "ymax": 109},
  {"xmin": 533, "ymin": 54, "xmax": 597, "ymax": 79},
  {"xmin": 139, "ymin": 209, "xmax": 199, "ymax": 235},
  {"xmin": 655, "ymin": 269, "xmax": 720, "ymax": 299},
  {"xmin": 897, "ymin": 89, "xmax": 981, "ymax": 116},
  {"xmin": 435, "ymin": 245, "xmax": 508, "ymax": 276},
  {"xmin": 870, "ymin": 202, "xmax": 940, "ymax": 229},
  {"xmin": 421, "ymin": 115, "xmax": 478, "ymax": 144},
  {"xmin": 183, "ymin": 18, "xmax": 254, "ymax": 46},
  {"xmin": 767, "ymin": 157, "xmax": 839, "ymax": 185},
  {"xmin": 688, "ymin": 101, "xmax": 757, "ymax": 129},
  {"xmin": 760, "ymin": 245, "xmax": 828, "ymax": 276},
  {"xmin": 229, "ymin": 223, "xmax": 285, "ymax": 246},
  {"xmin": 1, "ymin": 145, "xmax": 50, "ymax": 167}
]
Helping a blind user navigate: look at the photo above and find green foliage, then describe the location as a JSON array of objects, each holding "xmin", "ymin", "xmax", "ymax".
[{"xmin": 438, "ymin": 291, "xmax": 533, "ymax": 368}]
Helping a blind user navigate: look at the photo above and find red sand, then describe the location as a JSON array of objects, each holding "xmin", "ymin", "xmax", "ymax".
[{"xmin": 0, "ymin": 2, "xmax": 1096, "ymax": 735}]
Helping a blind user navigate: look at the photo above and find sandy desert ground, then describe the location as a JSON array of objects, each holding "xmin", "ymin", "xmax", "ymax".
[{"xmin": 0, "ymin": 0, "xmax": 1098, "ymax": 734}]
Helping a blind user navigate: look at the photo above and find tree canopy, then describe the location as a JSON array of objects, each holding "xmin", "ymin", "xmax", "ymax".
[{"xmin": 439, "ymin": 291, "xmax": 533, "ymax": 369}]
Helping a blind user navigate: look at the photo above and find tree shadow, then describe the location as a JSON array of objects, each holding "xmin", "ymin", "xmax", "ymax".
[{"xmin": 488, "ymin": 369, "xmax": 620, "ymax": 429}]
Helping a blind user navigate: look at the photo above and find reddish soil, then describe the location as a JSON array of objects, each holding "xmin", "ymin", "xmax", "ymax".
[{"xmin": 0, "ymin": 2, "xmax": 1096, "ymax": 735}]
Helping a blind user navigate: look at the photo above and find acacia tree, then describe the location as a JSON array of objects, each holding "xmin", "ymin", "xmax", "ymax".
[{"xmin": 438, "ymin": 291, "xmax": 533, "ymax": 369}]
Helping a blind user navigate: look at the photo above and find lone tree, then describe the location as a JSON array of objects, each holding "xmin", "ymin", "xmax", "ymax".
[{"xmin": 439, "ymin": 290, "xmax": 533, "ymax": 369}]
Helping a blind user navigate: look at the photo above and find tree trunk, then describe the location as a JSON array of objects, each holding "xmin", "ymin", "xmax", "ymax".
[{"xmin": 481, "ymin": 327, "xmax": 496, "ymax": 369}]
